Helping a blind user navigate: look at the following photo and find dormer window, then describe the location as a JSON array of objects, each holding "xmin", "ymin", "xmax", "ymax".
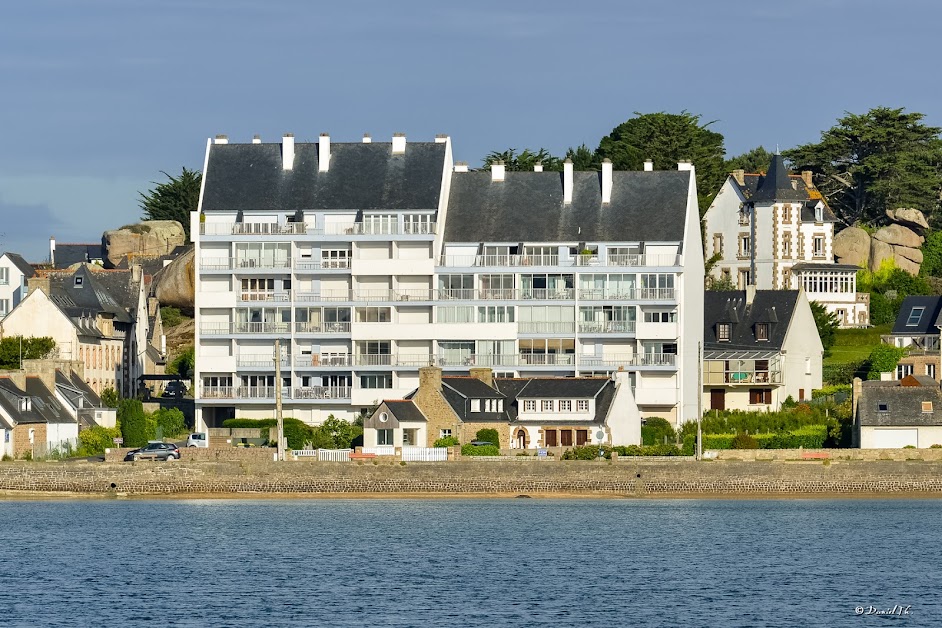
[
  {"xmin": 814, "ymin": 205, "xmax": 823, "ymax": 223},
  {"xmin": 74, "ymin": 276, "xmax": 83, "ymax": 287},
  {"xmin": 523, "ymin": 400, "xmax": 536, "ymax": 412},
  {"xmin": 756, "ymin": 323, "xmax": 769, "ymax": 341},
  {"xmin": 718, "ymin": 323, "xmax": 731, "ymax": 342},
  {"xmin": 19, "ymin": 398, "xmax": 30, "ymax": 412},
  {"xmin": 470, "ymin": 399, "xmax": 481, "ymax": 413},
  {"xmin": 907, "ymin": 307, "xmax": 925, "ymax": 327},
  {"xmin": 922, "ymin": 401, "xmax": 933, "ymax": 413}
]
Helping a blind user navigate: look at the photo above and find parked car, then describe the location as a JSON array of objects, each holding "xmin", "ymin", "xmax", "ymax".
[
  {"xmin": 186, "ymin": 432, "xmax": 209, "ymax": 448},
  {"xmin": 163, "ymin": 380, "xmax": 188, "ymax": 399},
  {"xmin": 124, "ymin": 442, "xmax": 180, "ymax": 462}
]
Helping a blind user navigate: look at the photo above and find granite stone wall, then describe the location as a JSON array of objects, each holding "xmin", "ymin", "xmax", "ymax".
[{"xmin": 3, "ymin": 459, "xmax": 942, "ymax": 496}]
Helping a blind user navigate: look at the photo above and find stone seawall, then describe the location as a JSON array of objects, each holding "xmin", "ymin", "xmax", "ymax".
[{"xmin": 3, "ymin": 460, "xmax": 942, "ymax": 497}]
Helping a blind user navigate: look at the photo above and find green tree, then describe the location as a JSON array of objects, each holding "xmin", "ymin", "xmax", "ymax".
[
  {"xmin": 77, "ymin": 425, "xmax": 122, "ymax": 457},
  {"xmin": 152, "ymin": 407, "xmax": 187, "ymax": 437},
  {"xmin": 119, "ymin": 399, "xmax": 150, "ymax": 447},
  {"xmin": 139, "ymin": 167, "xmax": 202, "ymax": 238},
  {"xmin": 866, "ymin": 345, "xmax": 907, "ymax": 380},
  {"xmin": 482, "ymin": 148, "xmax": 562, "ymax": 172},
  {"xmin": 810, "ymin": 301, "xmax": 839, "ymax": 354},
  {"xmin": 100, "ymin": 387, "xmax": 120, "ymax": 408},
  {"xmin": 564, "ymin": 143, "xmax": 601, "ymax": 171},
  {"xmin": 596, "ymin": 111, "xmax": 727, "ymax": 212},
  {"xmin": 725, "ymin": 145, "xmax": 774, "ymax": 173},
  {"xmin": 784, "ymin": 107, "xmax": 942, "ymax": 226},
  {"xmin": 920, "ymin": 230, "xmax": 942, "ymax": 277},
  {"xmin": 475, "ymin": 428, "xmax": 501, "ymax": 447},
  {"xmin": 317, "ymin": 415, "xmax": 362, "ymax": 449},
  {"xmin": 166, "ymin": 346, "xmax": 195, "ymax": 379},
  {"xmin": 0, "ymin": 336, "xmax": 56, "ymax": 370}
]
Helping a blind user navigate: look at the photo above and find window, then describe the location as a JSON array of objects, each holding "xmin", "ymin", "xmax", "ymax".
[
  {"xmin": 928, "ymin": 364, "xmax": 936, "ymax": 379},
  {"xmin": 738, "ymin": 269, "xmax": 752, "ymax": 289},
  {"xmin": 477, "ymin": 306, "xmax": 515, "ymax": 323},
  {"xmin": 805, "ymin": 357, "xmax": 811, "ymax": 375},
  {"xmin": 471, "ymin": 399, "xmax": 481, "ymax": 412},
  {"xmin": 0, "ymin": 299, "xmax": 8, "ymax": 316},
  {"xmin": 541, "ymin": 400, "xmax": 554, "ymax": 412},
  {"xmin": 523, "ymin": 400, "xmax": 536, "ymax": 413},
  {"xmin": 738, "ymin": 206, "xmax": 750, "ymax": 226},
  {"xmin": 718, "ymin": 323, "xmax": 731, "ymax": 342},
  {"xmin": 577, "ymin": 399, "xmax": 589, "ymax": 412},
  {"xmin": 922, "ymin": 401, "xmax": 934, "ymax": 413},
  {"xmin": 437, "ymin": 306, "xmax": 475, "ymax": 323},
  {"xmin": 377, "ymin": 429, "xmax": 393, "ymax": 445},
  {"xmin": 877, "ymin": 403, "xmax": 889, "ymax": 413},
  {"xmin": 782, "ymin": 235, "xmax": 791, "ymax": 258},
  {"xmin": 814, "ymin": 205, "xmax": 824, "ymax": 223},
  {"xmin": 360, "ymin": 373, "xmax": 391, "ymax": 389},
  {"xmin": 897, "ymin": 364, "xmax": 914, "ymax": 379},
  {"xmin": 906, "ymin": 307, "xmax": 925, "ymax": 327},
  {"xmin": 378, "ymin": 412, "xmax": 388, "ymax": 423},
  {"xmin": 559, "ymin": 400, "xmax": 572, "ymax": 412},
  {"xmin": 356, "ymin": 307, "xmax": 391, "ymax": 323},
  {"xmin": 403, "ymin": 214, "xmax": 434, "ymax": 234},
  {"xmin": 713, "ymin": 234, "xmax": 724, "ymax": 256},
  {"xmin": 0, "ymin": 268, "xmax": 7, "ymax": 285},
  {"xmin": 738, "ymin": 234, "xmax": 752, "ymax": 258},
  {"xmin": 749, "ymin": 389, "xmax": 772, "ymax": 405},
  {"xmin": 321, "ymin": 249, "xmax": 350, "ymax": 268},
  {"xmin": 813, "ymin": 236, "xmax": 825, "ymax": 258},
  {"xmin": 644, "ymin": 310, "xmax": 676, "ymax": 323},
  {"xmin": 756, "ymin": 323, "xmax": 769, "ymax": 341},
  {"xmin": 439, "ymin": 429, "xmax": 452, "ymax": 439}
]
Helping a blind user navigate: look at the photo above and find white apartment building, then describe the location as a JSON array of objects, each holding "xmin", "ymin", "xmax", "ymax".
[
  {"xmin": 704, "ymin": 154, "xmax": 869, "ymax": 327},
  {"xmin": 192, "ymin": 133, "xmax": 704, "ymax": 431}
]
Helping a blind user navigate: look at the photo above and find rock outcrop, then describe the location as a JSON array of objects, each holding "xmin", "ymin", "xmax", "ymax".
[
  {"xmin": 102, "ymin": 221, "xmax": 186, "ymax": 268},
  {"xmin": 835, "ymin": 208, "xmax": 929, "ymax": 276},
  {"xmin": 153, "ymin": 246, "xmax": 195, "ymax": 311}
]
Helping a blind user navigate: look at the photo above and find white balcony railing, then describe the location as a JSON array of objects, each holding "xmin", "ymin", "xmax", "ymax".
[
  {"xmin": 237, "ymin": 355, "xmax": 289, "ymax": 368},
  {"xmin": 200, "ymin": 222, "xmax": 307, "ymax": 236},
  {"xmin": 201, "ymin": 386, "xmax": 235, "ymax": 398},
  {"xmin": 518, "ymin": 322, "xmax": 577, "ymax": 334},
  {"xmin": 295, "ymin": 354, "xmax": 353, "ymax": 367},
  {"xmin": 294, "ymin": 322, "xmax": 351, "ymax": 334},
  {"xmin": 294, "ymin": 259, "xmax": 351, "ymax": 271},
  {"xmin": 293, "ymin": 386, "xmax": 352, "ymax": 400},
  {"xmin": 239, "ymin": 291, "xmax": 291, "ymax": 302},
  {"xmin": 438, "ymin": 253, "xmax": 681, "ymax": 268},
  {"xmin": 577, "ymin": 321, "xmax": 636, "ymax": 334}
]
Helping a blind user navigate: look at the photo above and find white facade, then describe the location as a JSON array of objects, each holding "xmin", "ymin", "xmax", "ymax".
[
  {"xmin": 0, "ymin": 254, "xmax": 31, "ymax": 320},
  {"xmin": 193, "ymin": 134, "xmax": 704, "ymax": 432},
  {"xmin": 859, "ymin": 426, "xmax": 942, "ymax": 449}
]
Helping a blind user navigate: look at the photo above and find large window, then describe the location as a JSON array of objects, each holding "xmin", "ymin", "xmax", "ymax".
[
  {"xmin": 749, "ymin": 389, "xmax": 772, "ymax": 405},
  {"xmin": 480, "ymin": 274, "xmax": 514, "ymax": 299},
  {"xmin": 321, "ymin": 249, "xmax": 350, "ymax": 268},
  {"xmin": 639, "ymin": 274, "xmax": 674, "ymax": 299},
  {"xmin": 362, "ymin": 214, "xmax": 396, "ymax": 234},
  {"xmin": 521, "ymin": 274, "xmax": 574, "ymax": 299},
  {"xmin": 360, "ymin": 373, "xmax": 391, "ymax": 389},
  {"xmin": 235, "ymin": 242, "xmax": 290, "ymax": 268},
  {"xmin": 439, "ymin": 274, "xmax": 474, "ymax": 299},
  {"xmin": 356, "ymin": 307, "xmax": 391, "ymax": 323},
  {"xmin": 436, "ymin": 306, "xmax": 475, "ymax": 323},
  {"xmin": 0, "ymin": 268, "xmax": 8, "ymax": 285},
  {"xmin": 403, "ymin": 214, "xmax": 434, "ymax": 234},
  {"xmin": 377, "ymin": 429, "xmax": 393, "ymax": 446},
  {"xmin": 478, "ymin": 306, "xmax": 515, "ymax": 323}
]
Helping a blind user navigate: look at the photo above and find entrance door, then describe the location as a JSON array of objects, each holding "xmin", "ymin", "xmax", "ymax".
[
  {"xmin": 516, "ymin": 430, "xmax": 527, "ymax": 449},
  {"xmin": 710, "ymin": 389, "xmax": 726, "ymax": 411}
]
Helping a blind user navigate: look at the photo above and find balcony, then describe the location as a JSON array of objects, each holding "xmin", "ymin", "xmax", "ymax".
[
  {"xmin": 233, "ymin": 258, "xmax": 292, "ymax": 270},
  {"xmin": 294, "ymin": 322, "xmax": 352, "ymax": 334},
  {"xmin": 237, "ymin": 386, "xmax": 291, "ymax": 399},
  {"xmin": 518, "ymin": 322, "xmax": 577, "ymax": 334},
  {"xmin": 199, "ymin": 222, "xmax": 307, "ymax": 236},
  {"xmin": 239, "ymin": 291, "xmax": 291, "ymax": 303},
  {"xmin": 323, "ymin": 222, "xmax": 437, "ymax": 236},
  {"xmin": 237, "ymin": 355, "xmax": 289, "ymax": 368},
  {"xmin": 200, "ymin": 323, "xmax": 233, "ymax": 335},
  {"xmin": 295, "ymin": 354, "xmax": 353, "ymax": 367},
  {"xmin": 201, "ymin": 386, "xmax": 235, "ymax": 399},
  {"xmin": 703, "ymin": 355, "xmax": 782, "ymax": 385},
  {"xmin": 438, "ymin": 253, "xmax": 681, "ymax": 268},
  {"xmin": 293, "ymin": 386, "xmax": 352, "ymax": 400},
  {"xmin": 577, "ymin": 321, "xmax": 636, "ymax": 334},
  {"xmin": 881, "ymin": 334, "xmax": 940, "ymax": 355},
  {"xmin": 355, "ymin": 354, "xmax": 394, "ymax": 367},
  {"xmin": 233, "ymin": 322, "xmax": 291, "ymax": 334},
  {"xmin": 294, "ymin": 259, "xmax": 351, "ymax": 271},
  {"xmin": 294, "ymin": 290, "xmax": 353, "ymax": 302}
]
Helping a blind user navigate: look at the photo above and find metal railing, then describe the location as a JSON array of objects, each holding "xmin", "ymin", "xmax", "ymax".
[
  {"xmin": 233, "ymin": 322, "xmax": 291, "ymax": 334},
  {"xmin": 294, "ymin": 259, "xmax": 351, "ymax": 271},
  {"xmin": 295, "ymin": 354, "xmax": 353, "ymax": 367},
  {"xmin": 294, "ymin": 322, "xmax": 352, "ymax": 334},
  {"xmin": 237, "ymin": 355, "xmax": 289, "ymax": 368},
  {"xmin": 239, "ymin": 291, "xmax": 291, "ymax": 302},
  {"xmin": 438, "ymin": 253, "xmax": 681, "ymax": 268},
  {"xmin": 293, "ymin": 386, "xmax": 352, "ymax": 400},
  {"xmin": 577, "ymin": 321, "xmax": 636, "ymax": 334},
  {"xmin": 702, "ymin": 368, "xmax": 783, "ymax": 385},
  {"xmin": 518, "ymin": 322, "xmax": 577, "ymax": 334},
  {"xmin": 323, "ymin": 222, "xmax": 438, "ymax": 236},
  {"xmin": 401, "ymin": 447, "xmax": 448, "ymax": 462}
]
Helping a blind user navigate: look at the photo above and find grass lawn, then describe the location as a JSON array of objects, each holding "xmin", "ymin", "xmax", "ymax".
[{"xmin": 824, "ymin": 323, "xmax": 892, "ymax": 366}]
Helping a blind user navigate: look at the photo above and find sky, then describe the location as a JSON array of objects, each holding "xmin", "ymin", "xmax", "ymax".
[{"xmin": 2, "ymin": 0, "xmax": 941, "ymax": 261}]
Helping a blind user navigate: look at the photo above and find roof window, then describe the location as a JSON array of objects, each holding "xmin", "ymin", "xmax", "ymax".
[
  {"xmin": 922, "ymin": 401, "xmax": 933, "ymax": 413},
  {"xmin": 877, "ymin": 402, "xmax": 889, "ymax": 413},
  {"xmin": 756, "ymin": 323, "xmax": 769, "ymax": 341},
  {"xmin": 718, "ymin": 323, "xmax": 731, "ymax": 342},
  {"xmin": 906, "ymin": 307, "xmax": 925, "ymax": 327},
  {"xmin": 74, "ymin": 276, "xmax": 83, "ymax": 287}
]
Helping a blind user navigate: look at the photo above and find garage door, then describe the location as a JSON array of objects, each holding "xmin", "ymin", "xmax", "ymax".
[{"xmin": 873, "ymin": 428, "xmax": 918, "ymax": 448}]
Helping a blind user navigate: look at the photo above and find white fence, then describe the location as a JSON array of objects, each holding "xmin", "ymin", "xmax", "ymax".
[
  {"xmin": 292, "ymin": 449, "xmax": 352, "ymax": 462},
  {"xmin": 401, "ymin": 447, "xmax": 448, "ymax": 462},
  {"xmin": 361, "ymin": 446, "xmax": 396, "ymax": 456}
]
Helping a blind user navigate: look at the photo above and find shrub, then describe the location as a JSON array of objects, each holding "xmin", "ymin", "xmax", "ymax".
[
  {"xmin": 222, "ymin": 418, "xmax": 276, "ymax": 429},
  {"xmin": 475, "ymin": 428, "xmax": 501, "ymax": 447},
  {"xmin": 166, "ymin": 346, "xmax": 195, "ymax": 378},
  {"xmin": 461, "ymin": 444, "xmax": 500, "ymax": 456},
  {"xmin": 434, "ymin": 436, "xmax": 460, "ymax": 448},
  {"xmin": 903, "ymin": 445, "xmax": 917, "ymax": 449},
  {"xmin": 812, "ymin": 385, "xmax": 852, "ymax": 400},
  {"xmin": 1, "ymin": 454, "xmax": 11, "ymax": 462},
  {"xmin": 613, "ymin": 444, "xmax": 683, "ymax": 457},
  {"xmin": 317, "ymin": 415, "xmax": 362, "ymax": 449},
  {"xmin": 641, "ymin": 417, "xmax": 676, "ymax": 446},
  {"xmin": 160, "ymin": 306, "xmax": 183, "ymax": 328},
  {"xmin": 866, "ymin": 345, "xmax": 907, "ymax": 380},
  {"xmin": 77, "ymin": 425, "xmax": 122, "ymax": 456},
  {"xmin": 823, "ymin": 361, "xmax": 867, "ymax": 386},
  {"xmin": 119, "ymin": 399, "xmax": 150, "ymax": 447},
  {"xmin": 152, "ymin": 407, "xmax": 187, "ymax": 438},
  {"xmin": 931, "ymin": 444, "xmax": 942, "ymax": 449},
  {"xmin": 731, "ymin": 433, "xmax": 758, "ymax": 449},
  {"xmin": 100, "ymin": 388, "xmax": 120, "ymax": 408},
  {"xmin": 562, "ymin": 445, "xmax": 611, "ymax": 460}
]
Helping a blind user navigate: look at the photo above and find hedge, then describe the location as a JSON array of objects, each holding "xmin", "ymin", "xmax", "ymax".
[
  {"xmin": 683, "ymin": 425, "xmax": 829, "ymax": 450},
  {"xmin": 461, "ymin": 444, "xmax": 500, "ymax": 456},
  {"xmin": 823, "ymin": 361, "xmax": 867, "ymax": 386},
  {"xmin": 561, "ymin": 444, "xmax": 685, "ymax": 460}
]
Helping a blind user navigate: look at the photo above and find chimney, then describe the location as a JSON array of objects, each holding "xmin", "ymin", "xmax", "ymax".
[
  {"xmin": 318, "ymin": 133, "xmax": 330, "ymax": 172},
  {"xmin": 160, "ymin": 334, "xmax": 167, "ymax": 356},
  {"xmin": 252, "ymin": 134, "xmax": 261, "ymax": 144},
  {"xmin": 7, "ymin": 371, "xmax": 26, "ymax": 392},
  {"xmin": 362, "ymin": 133, "xmax": 372, "ymax": 143},
  {"xmin": 601, "ymin": 158, "xmax": 613, "ymax": 204},
  {"xmin": 454, "ymin": 162, "xmax": 469, "ymax": 173},
  {"xmin": 131, "ymin": 263, "xmax": 142, "ymax": 284},
  {"xmin": 419, "ymin": 366, "xmax": 443, "ymax": 392},
  {"xmin": 49, "ymin": 236, "xmax": 56, "ymax": 265},
  {"xmin": 281, "ymin": 133, "xmax": 295, "ymax": 170},
  {"xmin": 533, "ymin": 162, "xmax": 543, "ymax": 173},
  {"xmin": 392, "ymin": 133, "xmax": 406, "ymax": 154},
  {"xmin": 214, "ymin": 134, "xmax": 228, "ymax": 145},
  {"xmin": 469, "ymin": 367, "xmax": 494, "ymax": 388},
  {"xmin": 745, "ymin": 284, "xmax": 756, "ymax": 305},
  {"xmin": 733, "ymin": 169, "xmax": 745, "ymax": 186},
  {"xmin": 802, "ymin": 170, "xmax": 814, "ymax": 188},
  {"xmin": 643, "ymin": 159, "xmax": 654, "ymax": 172},
  {"xmin": 490, "ymin": 160, "xmax": 505, "ymax": 182},
  {"xmin": 28, "ymin": 276, "xmax": 51, "ymax": 297},
  {"xmin": 434, "ymin": 134, "xmax": 449, "ymax": 143},
  {"xmin": 677, "ymin": 160, "xmax": 693, "ymax": 171},
  {"xmin": 563, "ymin": 159, "xmax": 573, "ymax": 204}
]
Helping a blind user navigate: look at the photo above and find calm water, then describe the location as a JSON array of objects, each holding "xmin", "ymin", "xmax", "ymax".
[{"xmin": 0, "ymin": 498, "xmax": 937, "ymax": 627}]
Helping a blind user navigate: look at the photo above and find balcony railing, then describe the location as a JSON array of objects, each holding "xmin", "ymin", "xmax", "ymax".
[
  {"xmin": 239, "ymin": 291, "xmax": 291, "ymax": 302},
  {"xmin": 293, "ymin": 386, "xmax": 352, "ymax": 400},
  {"xmin": 295, "ymin": 354, "xmax": 353, "ymax": 367},
  {"xmin": 200, "ymin": 223, "xmax": 307, "ymax": 236},
  {"xmin": 232, "ymin": 322, "xmax": 291, "ymax": 334},
  {"xmin": 438, "ymin": 254, "xmax": 681, "ymax": 268},
  {"xmin": 881, "ymin": 334, "xmax": 941, "ymax": 354},
  {"xmin": 294, "ymin": 259, "xmax": 351, "ymax": 271},
  {"xmin": 294, "ymin": 322, "xmax": 351, "ymax": 334},
  {"xmin": 703, "ymin": 363, "xmax": 783, "ymax": 385},
  {"xmin": 355, "ymin": 354, "xmax": 394, "ymax": 366},
  {"xmin": 518, "ymin": 322, "xmax": 577, "ymax": 334},
  {"xmin": 323, "ymin": 222, "xmax": 437, "ymax": 236},
  {"xmin": 237, "ymin": 355, "xmax": 289, "ymax": 368},
  {"xmin": 578, "ymin": 321, "xmax": 636, "ymax": 334},
  {"xmin": 237, "ymin": 386, "xmax": 291, "ymax": 399},
  {"xmin": 201, "ymin": 386, "xmax": 235, "ymax": 398}
]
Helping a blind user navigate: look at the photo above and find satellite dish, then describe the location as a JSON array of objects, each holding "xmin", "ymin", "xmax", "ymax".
[{"xmin": 595, "ymin": 430, "xmax": 605, "ymax": 441}]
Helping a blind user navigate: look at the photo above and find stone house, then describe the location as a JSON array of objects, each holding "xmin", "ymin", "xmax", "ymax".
[
  {"xmin": 704, "ymin": 154, "xmax": 869, "ymax": 327},
  {"xmin": 854, "ymin": 375, "xmax": 942, "ymax": 448},
  {"xmin": 0, "ymin": 374, "xmax": 78, "ymax": 458},
  {"xmin": 883, "ymin": 296, "xmax": 942, "ymax": 381},
  {"xmin": 703, "ymin": 287, "xmax": 823, "ymax": 411},
  {"xmin": 363, "ymin": 366, "xmax": 641, "ymax": 449}
]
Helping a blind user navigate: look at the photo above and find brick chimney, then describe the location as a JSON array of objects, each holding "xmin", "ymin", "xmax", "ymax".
[
  {"xmin": 28, "ymin": 275, "xmax": 50, "ymax": 297},
  {"xmin": 468, "ymin": 367, "xmax": 494, "ymax": 388},
  {"xmin": 732, "ymin": 169, "xmax": 745, "ymax": 186},
  {"xmin": 418, "ymin": 366, "xmax": 443, "ymax": 392},
  {"xmin": 801, "ymin": 171, "xmax": 814, "ymax": 188}
]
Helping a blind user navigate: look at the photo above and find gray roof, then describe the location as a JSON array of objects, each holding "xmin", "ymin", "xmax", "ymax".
[
  {"xmin": 443, "ymin": 377, "xmax": 506, "ymax": 399},
  {"xmin": 444, "ymin": 170, "xmax": 691, "ymax": 243},
  {"xmin": 52, "ymin": 244, "xmax": 104, "ymax": 269},
  {"xmin": 891, "ymin": 296, "xmax": 942, "ymax": 335},
  {"xmin": 749, "ymin": 154, "xmax": 806, "ymax": 203},
  {"xmin": 384, "ymin": 400, "xmax": 426, "ymax": 423},
  {"xmin": 857, "ymin": 378, "xmax": 942, "ymax": 427},
  {"xmin": 511, "ymin": 378, "xmax": 608, "ymax": 399},
  {"xmin": 704, "ymin": 291, "xmax": 799, "ymax": 350},
  {"xmin": 25, "ymin": 377, "xmax": 73, "ymax": 424},
  {"xmin": 2, "ymin": 253, "xmax": 35, "ymax": 278},
  {"xmin": 790, "ymin": 262, "xmax": 860, "ymax": 273},
  {"xmin": 201, "ymin": 141, "xmax": 447, "ymax": 212},
  {"xmin": 48, "ymin": 266, "xmax": 133, "ymax": 324},
  {"xmin": 55, "ymin": 370, "xmax": 106, "ymax": 408}
]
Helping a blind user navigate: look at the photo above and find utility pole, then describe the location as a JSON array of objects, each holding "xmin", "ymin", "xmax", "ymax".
[
  {"xmin": 274, "ymin": 338, "xmax": 285, "ymax": 461},
  {"xmin": 696, "ymin": 341, "xmax": 703, "ymax": 462}
]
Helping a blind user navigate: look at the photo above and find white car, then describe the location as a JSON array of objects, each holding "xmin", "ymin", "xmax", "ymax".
[{"xmin": 186, "ymin": 432, "xmax": 209, "ymax": 448}]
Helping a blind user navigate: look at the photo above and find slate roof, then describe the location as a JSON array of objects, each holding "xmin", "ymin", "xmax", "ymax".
[
  {"xmin": 790, "ymin": 262, "xmax": 861, "ymax": 273},
  {"xmin": 443, "ymin": 377, "xmax": 506, "ymax": 399},
  {"xmin": 201, "ymin": 141, "xmax": 447, "ymax": 211},
  {"xmin": 704, "ymin": 291, "xmax": 798, "ymax": 350},
  {"xmin": 48, "ymin": 266, "xmax": 133, "ymax": 324},
  {"xmin": 732, "ymin": 155, "xmax": 838, "ymax": 222},
  {"xmin": 509, "ymin": 378, "xmax": 609, "ymax": 400},
  {"xmin": 891, "ymin": 296, "xmax": 942, "ymax": 335},
  {"xmin": 2, "ymin": 253, "xmax": 35, "ymax": 278},
  {"xmin": 444, "ymin": 170, "xmax": 691, "ymax": 243},
  {"xmin": 384, "ymin": 400, "xmax": 426, "ymax": 423},
  {"xmin": 857, "ymin": 378, "xmax": 942, "ymax": 427},
  {"xmin": 55, "ymin": 370, "xmax": 106, "ymax": 408},
  {"xmin": 24, "ymin": 377, "xmax": 73, "ymax": 424},
  {"xmin": 52, "ymin": 244, "xmax": 104, "ymax": 269},
  {"xmin": 0, "ymin": 378, "xmax": 49, "ymax": 425}
]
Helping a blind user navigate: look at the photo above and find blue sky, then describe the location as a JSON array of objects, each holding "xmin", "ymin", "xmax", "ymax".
[{"xmin": 2, "ymin": 0, "xmax": 940, "ymax": 261}]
